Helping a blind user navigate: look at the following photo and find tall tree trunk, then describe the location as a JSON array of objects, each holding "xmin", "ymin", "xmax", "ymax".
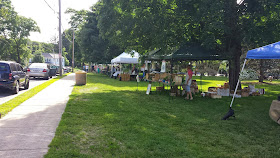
[
  {"xmin": 224, "ymin": 0, "xmax": 242, "ymax": 90},
  {"xmin": 259, "ymin": 59, "xmax": 264, "ymax": 82},
  {"xmin": 229, "ymin": 53, "xmax": 241, "ymax": 91}
]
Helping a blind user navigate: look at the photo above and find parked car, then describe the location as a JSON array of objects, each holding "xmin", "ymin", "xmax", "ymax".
[
  {"xmin": 64, "ymin": 66, "xmax": 72, "ymax": 73},
  {"xmin": 0, "ymin": 61, "xmax": 29, "ymax": 94},
  {"xmin": 56, "ymin": 66, "xmax": 64, "ymax": 75},
  {"xmin": 49, "ymin": 65, "xmax": 57, "ymax": 77},
  {"xmin": 27, "ymin": 63, "xmax": 50, "ymax": 80}
]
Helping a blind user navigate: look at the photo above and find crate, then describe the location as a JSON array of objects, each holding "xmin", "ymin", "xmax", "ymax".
[
  {"xmin": 120, "ymin": 74, "xmax": 130, "ymax": 81},
  {"xmin": 156, "ymin": 86, "xmax": 164, "ymax": 91},
  {"xmin": 154, "ymin": 73, "xmax": 160, "ymax": 81},
  {"xmin": 160, "ymin": 73, "xmax": 169, "ymax": 80}
]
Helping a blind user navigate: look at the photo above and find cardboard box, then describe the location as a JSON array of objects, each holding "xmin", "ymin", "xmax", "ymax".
[
  {"xmin": 208, "ymin": 87, "xmax": 217, "ymax": 92},
  {"xmin": 252, "ymin": 92, "xmax": 260, "ymax": 96},
  {"xmin": 211, "ymin": 95, "xmax": 222, "ymax": 99},
  {"xmin": 170, "ymin": 92, "xmax": 176, "ymax": 96},
  {"xmin": 224, "ymin": 82, "xmax": 230, "ymax": 89},
  {"xmin": 241, "ymin": 92, "xmax": 249, "ymax": 97},
  {"xmin": 206, "ymin": 92, "xmax": 217, "ymax": 97}
]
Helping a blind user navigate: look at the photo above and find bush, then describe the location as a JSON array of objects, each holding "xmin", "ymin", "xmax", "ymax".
[{"xmin": 240, "ymin": 69, "xmax": 258, "ymax": 80}]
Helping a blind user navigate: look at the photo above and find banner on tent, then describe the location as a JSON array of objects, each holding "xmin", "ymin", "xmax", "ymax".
[{"xmin": 161, "ymin": 60, "xmax": 166, "ymax": 72}]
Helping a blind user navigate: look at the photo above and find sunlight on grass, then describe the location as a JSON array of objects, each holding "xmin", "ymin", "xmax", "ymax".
[{"xmin": 46, "ymin": 73, "xmax": 280, "ymax": 157}]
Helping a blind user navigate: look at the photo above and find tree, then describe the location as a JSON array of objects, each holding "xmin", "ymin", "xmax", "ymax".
[
  {"xmin": 62, "ymin": 47, "xmax": 70, "ymax": 66},
  {"xmin": 0, "ymin": 0, "xmax": 17, "ymax": 60},
  {"xmin": 78, "ymin": 8, "xmax": 122, "ymax": 64},
  {"xmin": 0, "ymin": 0, "xmax": 40, "ymax": 64},
  {"xmin": 32, "ymin": 52, "xmax": 44, "ymax": 63},
  {"xmin": 239, "ymin": 0, "xmax": 280, "ymax": 82},
  {"xmin": 66, "ymin": 6, "xmax": 122, "ymax": 65},
  {"xmin": 9, "ymin": 15, "xmax": 40, "ymax": 63},
  {"xmin": 96, "ymin": 0, "xmax": 280, "ymax": 89}
]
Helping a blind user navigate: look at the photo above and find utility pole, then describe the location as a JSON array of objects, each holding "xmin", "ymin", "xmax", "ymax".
[
  {"xmin": 58, "ymin": 0, "xmax": 63, "ymax": 76},
  {"xmin": 72, "ymin": 29, "xmax": 75, "ymax": 72}
]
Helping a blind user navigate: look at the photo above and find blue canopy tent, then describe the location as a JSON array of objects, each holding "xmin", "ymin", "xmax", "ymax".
[{"xmin": 224, "ymin": 41, "xmax": 280, "ymax": 120}]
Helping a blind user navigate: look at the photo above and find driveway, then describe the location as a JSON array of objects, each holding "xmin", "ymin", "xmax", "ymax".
[{"xmin": 0, "ymin": 77, "xmax": 55, "ymax": 105}]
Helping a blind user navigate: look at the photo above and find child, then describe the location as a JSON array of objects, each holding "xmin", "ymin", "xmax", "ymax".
[{"xmin": 185, "ymin": 65, "xmax": 193, "ymax": 100}]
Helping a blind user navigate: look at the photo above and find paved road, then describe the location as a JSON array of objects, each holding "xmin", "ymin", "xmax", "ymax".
[{"xmin": 0, "ymin": 77, "xmax": 55, "ymax": 105}]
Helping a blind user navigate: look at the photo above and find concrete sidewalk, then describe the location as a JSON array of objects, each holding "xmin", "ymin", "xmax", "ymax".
[{"xmin": 0, "ymin": 73, "xmax": 75, "ymax": 158}]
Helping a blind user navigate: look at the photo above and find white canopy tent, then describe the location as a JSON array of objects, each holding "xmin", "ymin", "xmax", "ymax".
[
  {"xmin": 111, "ymin": 51, "xmax": 139, "ymax": 77},
  {"xmin": 111, "ymin": 51, "xmax": 139, "ymax": 64},
  {"xmin": 224, "ymin": 41, "xmax": 280, "ymax": 120}
]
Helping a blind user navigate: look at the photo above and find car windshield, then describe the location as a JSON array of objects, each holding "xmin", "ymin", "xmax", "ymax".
[
  {"xmin": 0, "ymin": 63, "xmax": 9, "ymax": 72},
  {"xmin": 50, "ymin": 65, "xmax": 57, "ymax": 69},
  {"xmin": 29, "ymin": 63, "xmax": 47, "ymax": 68}
]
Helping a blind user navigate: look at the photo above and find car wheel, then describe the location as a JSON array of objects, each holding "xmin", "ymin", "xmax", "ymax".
[
  {"xmin": 44, "ymin": 76, "xmax": 49, "ymax": 80},
  {"xmin": 13, "ymin": 81, "xmax": 19, "ymax": 94},
  {"xmin": 24, "ymin": 80, "xmax": 29, "ymax": 89}
]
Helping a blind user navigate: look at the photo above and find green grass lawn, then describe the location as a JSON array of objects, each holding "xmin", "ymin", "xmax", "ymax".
[{"xmin": 46, "ymin": 73, "xmax": 280, "ymax": 157}]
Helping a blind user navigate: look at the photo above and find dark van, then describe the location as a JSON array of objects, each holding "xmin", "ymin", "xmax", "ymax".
[{"xmin": 0, "ymin": 61, "xmax": 29, "ymax": 94}]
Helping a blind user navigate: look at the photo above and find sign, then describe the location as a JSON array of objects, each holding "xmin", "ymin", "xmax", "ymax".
[
  {"xmin": 146, "ymin": 84, "xmax": 152, "ymax": 95},
  {"xmin": 152, "ymin": 62, "xmax": 156, "ymax": 70},
  {"xmin": 136, "ymin": 75, "xmax": 140, "ymax": 82},
  {"xmin": 161, "ymin": 60, "xmax": 166, "ymax": 72}
]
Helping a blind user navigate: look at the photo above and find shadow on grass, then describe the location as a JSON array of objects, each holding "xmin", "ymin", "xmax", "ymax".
[{"xmin": 46, "ymin": 74, "xmax": 280, "ymax": 157}]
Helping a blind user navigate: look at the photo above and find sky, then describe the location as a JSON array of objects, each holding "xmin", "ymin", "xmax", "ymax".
[{"xmin": 11, "ymin": 0, "xmax": 99, "ymax": 43}]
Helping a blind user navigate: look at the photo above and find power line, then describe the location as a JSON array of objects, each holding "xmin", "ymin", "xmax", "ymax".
[{"xmin": 43, "ymin": 0, "xmax": 57, "ymax": 14}]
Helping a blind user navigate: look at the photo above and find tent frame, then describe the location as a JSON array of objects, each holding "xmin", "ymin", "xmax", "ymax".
[
  {"xmin": 229, "ymin": 59, "xmax": 247, "ymax": 108},
  {"xmin": 226, "ymin": 41, "xmax": 280, "ymax": 120}
]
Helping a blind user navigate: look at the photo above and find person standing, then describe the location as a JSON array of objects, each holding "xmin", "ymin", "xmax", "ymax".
[
  {"xmin": 185, "ymin": 65, "xmax": 193, "ymax": 100},
  {"xmin": 86, "ymin": 65, "xmax": 89, "ymax": 72}
]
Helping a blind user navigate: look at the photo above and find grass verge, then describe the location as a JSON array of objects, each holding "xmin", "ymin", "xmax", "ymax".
[
  {"xmin": 0, "ymin": 74, "xmax": 69, "ymax": 117},
  {"xmin": 46, "ymin": 73, "xmax": 280, "ymax": 157}
]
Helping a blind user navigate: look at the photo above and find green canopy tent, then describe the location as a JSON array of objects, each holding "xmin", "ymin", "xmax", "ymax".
[
  {"xmin": 145, "ymin": 44, "xmax": 228, "ymax": 76},
  {"xmin": 146, "ymin": 44, "xmax": 227, "ymax": 61},
  {"xmin": 145, "ymin": 44, "xmax": 229, "ymax": 98}
]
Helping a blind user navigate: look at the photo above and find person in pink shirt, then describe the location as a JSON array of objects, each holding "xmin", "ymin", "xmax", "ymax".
[{"xmin": 185, "ymin": 65, "xmax": 193, "ymax": 100}]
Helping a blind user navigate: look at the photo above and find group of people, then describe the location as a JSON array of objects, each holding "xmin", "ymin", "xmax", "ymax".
[
  {"xmin": 83, "ymin": 65, "xmax": 89, "ymax": 72},
  {"xmin": 111, "ymin": 66, "xmax": 121, "ymax": 79},
  {"xmin": 112, "ymin": 66, "xmax": 120, "ymax": 74},
  {"xmin": 110, "ymin": 64, "xmax": 193, "ymax": 100}
]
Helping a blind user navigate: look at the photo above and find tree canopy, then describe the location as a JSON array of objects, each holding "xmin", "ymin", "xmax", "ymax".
[
  {"xmin": 0, "ymin": 0, "xmax": 40, "ymax": 64},
  {"xmin": 64, "ymin": 6, "xmax": 122, "ymax": 65},
  {"xmin": 93, "ymin": 0, "xmax": 280, "ymax": 88}
]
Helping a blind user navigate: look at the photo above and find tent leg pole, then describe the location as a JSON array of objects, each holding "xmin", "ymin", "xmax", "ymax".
[
  {"xmin": 229, "ymin": 59, "xmax": 247, "ymax": 108},
  {"xmin": 111, "ymin": 63, "xmax": 113, "ymax": 77}
]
